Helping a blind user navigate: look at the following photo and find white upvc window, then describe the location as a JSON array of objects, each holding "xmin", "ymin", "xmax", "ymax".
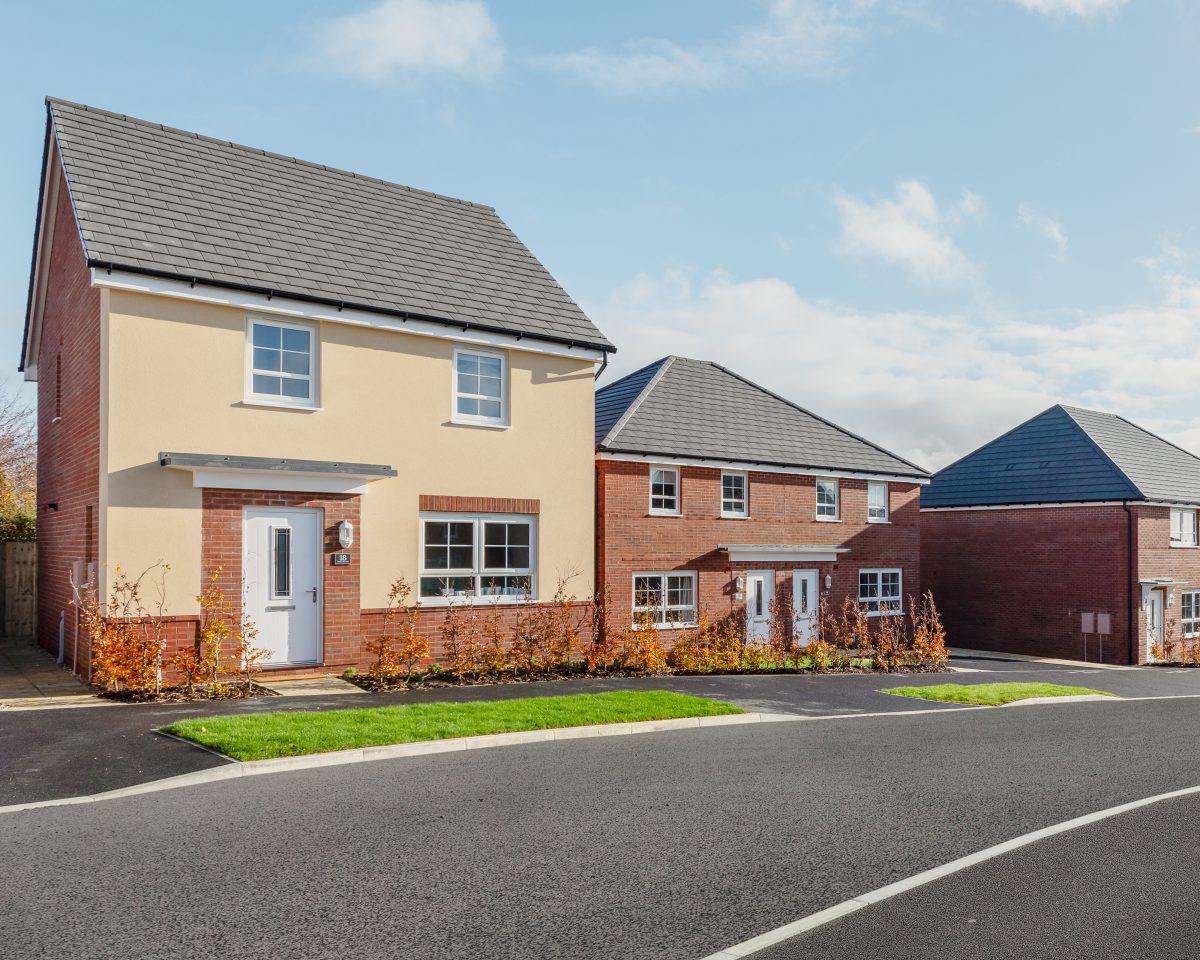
[
  {"xmin": 721, "ymin": 471, "xmax": 748, "ymax": 517},
  {"xmin": 1171, "ymin": 508, "xmax": 1198, "ymax": 547},
  {"xmin": 419, "ymin": 513, "xmax": 535, "ymax": 603},
  {"xmin": 453, "ymin": 349, "xmax": 507, "ymax": 426},
  {"xmin": 1183, "ymin": 591, "xmax": 1200, "ymax": 637},
  {"xmin": 816, "ymin": 478, "xmax": 839, "ymax": 520},
  {"xmin": 649, "ymin": 466, "xmax": 680, "ymax": 515},
  {"xmin": 859, "ymin": 568, "xmax": 902, "ymax": 615},
  {"xmin": 246, "ymin": 317, "xmax": 318, "ymax": 407},
  {"xmin": 632, "ymin": 572, "xmax": 697, "ymax": 627},
  {"xmin": 868, "ymin": 481, "xmax": 889, "ymax": 523}
]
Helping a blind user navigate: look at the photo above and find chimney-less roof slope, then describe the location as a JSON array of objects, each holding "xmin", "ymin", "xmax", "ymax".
[
  {"xmin": 595, "ymin": 356, "xmax": 928, "ymax": 479},
  {"xmin": 39, "ymin": 98, "xmax": 613, "ymax": 352},
  {"xmin": 923, "ymin": 404, "xmax": 1200, "ymax": 507}
]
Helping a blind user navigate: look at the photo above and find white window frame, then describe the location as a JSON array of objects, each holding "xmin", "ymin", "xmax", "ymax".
[
  {"xmin": 816, "ymin": 478, "xmax": 839, "ymax": 521},
  {"xmin": 632, "ymin": 571, "xmax": 698, "ymax": 628},
  {"xmin": 1183, "ymin": 591, "xmax": 1200, "ymax": 637},
  {"xmin": 244, "ymin": 315, "xmax": 319, "ymax": 409},
  {"xmin": 418, "ymin": 512, "xmax": 536, "ymax": 605},
  {"xmin": 858, "ymin": 568, "xmax": 902, "ymax": 616},
  {"xmin": 1171, "ymin": 508, "xmax": 1198, "ymax": 547},
  {"xmin": 721, "ymin": 471, "xmax": 748, "ymax": 518},
  {"xmin": 451, "ymin": 347, "xmax": 508, "ymax": 428},
  {"xmin": 649, "ymin": 465, "xmax": 680, "ymax": 516},
  {"xmin": 867, "ymin": 481, "xmax": 889, "ymax": 523}
]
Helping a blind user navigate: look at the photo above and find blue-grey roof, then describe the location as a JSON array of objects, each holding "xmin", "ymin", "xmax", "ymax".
[
  {"xmin": 595, "ymin": 356, "xmax": 928, "ymax": 479},
  {"xmin": 31, "ymin": 98, "xmax": 613, "ymax": 355},
  {"xmin": 923, "ymin": 404, "xmax": 1200, "ymax": 507}
]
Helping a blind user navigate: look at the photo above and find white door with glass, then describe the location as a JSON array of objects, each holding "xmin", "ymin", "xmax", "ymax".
[
  {"xmin": 792, "ymin": 569, "xmax": 819, "ymax": 646},
  {"xmin": 745, "ymin": 571, "xmax": 774, "ymax": 644},
  {"xmin": 244, "ymin": 507, "xmax": 322, "ymax": 666},
  {"xmin": 1145, "ymin": 588, "xmax": 1164, "ymax": 658}
]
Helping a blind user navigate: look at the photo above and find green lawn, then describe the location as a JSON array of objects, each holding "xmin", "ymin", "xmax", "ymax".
[
  {"xmin": 162, "ymin": 690, "xmax": 744, "ymax": 761},
  {"xmin": 882, "ymin": 681, "xmax": 1116, "ymax": 706}
]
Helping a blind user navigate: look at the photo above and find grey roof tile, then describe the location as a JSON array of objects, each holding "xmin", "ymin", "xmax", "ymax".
[
  {"xmin": 44, "ymin": 99, "xmax": 612, "ymax": 352},
  {"xmin": 596, "ymin": 356, "xmax": 928, "ymax": 478},
  {"xmin": 922, "ymin": 404, "xmax": 1200, "ymax": 507}
]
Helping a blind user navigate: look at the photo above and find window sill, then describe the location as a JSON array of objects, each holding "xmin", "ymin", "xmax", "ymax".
[
  {"xmin": 1170, "ymin": 543, "xmax": 1198, "ymax": 549},
  {"xmin": 720, "ymin": 513, "xmax": 751, "ymax": 520},
  {"xmin": 448, "ymin": 418, "xmax": 511, "ymax": 431},
  {"xmin": 238, "ymin": 398, "xmax": 323, "ymax": 412},
  {"xmin": 863, "ymin": 609, "xmax": 903, "ymax": 618},
  {"xmin": 635, "ymin": 622, "xmax": 698, "ymax": 631},
  {"xmin": 867, "ymin": 519, "xmax": 891, "ymax": 525},
  {"xmin": 417, "ymin": 596, "xmax": 536, "ymax": 608},
  {"xmin": 815, "ymin": 516, "xmax": 841, "ymax": 523},
  {"xmin": 647, "ymin": 512, "xmax": 682, "ymax": 518}
]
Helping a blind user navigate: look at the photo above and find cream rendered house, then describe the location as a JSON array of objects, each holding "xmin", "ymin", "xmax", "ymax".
[{"xmin": 22, "ymin": 99, "xmax": 613, "ymax": 674}]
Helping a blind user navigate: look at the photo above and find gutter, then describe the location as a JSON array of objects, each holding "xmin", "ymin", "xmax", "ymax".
[{"xmin": 1125, "ymin": 502, "xmax": 1136, "ymax": 665}]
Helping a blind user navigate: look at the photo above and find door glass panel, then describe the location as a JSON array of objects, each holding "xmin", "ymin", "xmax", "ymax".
[
  {"xmin": 800, "ymin": 578, "xmax": 809, "ymax": 614},
  {"xmin": 272, "ymin": 527, "xmax": 291, "ymax": 599},
  {"xmin": 754, "ymin": 580, "xmax": 763, "ymax": 617}
]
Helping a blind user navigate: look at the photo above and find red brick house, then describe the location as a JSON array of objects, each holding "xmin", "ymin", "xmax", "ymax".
[
  {"xmin": 594, "ymin": 357, "xmax": 929, "ymax": 643},
  {"xmin": 922, "ymin": 404, "xmax": 1200, "ymax": 665}
]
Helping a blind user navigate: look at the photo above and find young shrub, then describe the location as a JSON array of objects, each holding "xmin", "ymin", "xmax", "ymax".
[
  {"xmin": 366, "ymin": 577, "xmax": 429, "ymax": 682},
  {"xmin": 908, "ymin": 591, "xmax": 949, "ymax": 668},
  {"xmin": 618, "ymin": 612, "xmax": 668, "ymax": 674},
  {"xmin": 228, "ymin": 613, "xmax": 270, "ymax": 695},
  {"xmin": 85, "ymin": 563, "xmax": 171, "ymax": 695},
  {"xmin": 197, "ymin": 571, "xmax": 232, "ymax": 695},
  {"xmin": 440, "ymin": 602, "xmax": 487, "ymax": 681},
  {"xmin": 766, "ymin": 594, "xmax": 793, "ymax": 664},
  {"xmin": 583, "ymin": 588, "xmax": 621, "ymax": 673},
  {"xmin": 870, "ymin": 607, "xmax": 908, "ymax": 673}
]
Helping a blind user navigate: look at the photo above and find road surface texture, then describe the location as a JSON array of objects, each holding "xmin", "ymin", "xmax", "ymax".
[
  {"xmin": 2, "ymin": 696, "xmax": 1200, "ymax": 959},
  {"xmin": 3, "ymin": 654, "xmax": 1196, "ymax": 805},
  {"xmin": 758, "ymin": 791, "xmax": 1200, "ymax": 960}
]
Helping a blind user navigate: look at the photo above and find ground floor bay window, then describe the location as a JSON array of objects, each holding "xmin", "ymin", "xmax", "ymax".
[
  {"xmin": 420, "ymin": 513, "xmax": 536, "ymax": 602},
  {"xmin": 633, "ymin": 572, "xmax": 697, "ymax": 627}
]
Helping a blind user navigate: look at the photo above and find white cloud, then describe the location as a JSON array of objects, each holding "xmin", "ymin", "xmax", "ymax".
[
  {"xmin": 590, "ymin": 260, "xmax": 1200, "ymax": 470},
  {"xmin": 833, "ymin": 180, "xmax": 981, "ymax": 287},
  {"xmin": 1012, "ymin": 0, "xmax": 1128, "ymax": 18},
  {"xmin": 316, "ymin": 0, "xmax": 503, "ymax": 83},
  {"xmin": 1017, "ymin": 202, "xmax": 1068, "ymax": 256},
  {"xmin": 537, "ymin": 1, "xmax": 887, "ymax": 94}
]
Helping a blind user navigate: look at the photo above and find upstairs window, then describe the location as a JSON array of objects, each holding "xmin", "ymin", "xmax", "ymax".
[
  {"xmin": 859, "ymin": 569, "xmax": 902, "ymax": 615},
  {"xmin": 248, "ymin": 318, "xmax": 317, "ymax": 407},
  {"xmin": 419, "ymin": 514, "xmax": 534, "ymax": 603},
  {"xmin": 816, "ymin": 478, "xmax": 839, "ymax": 520},
  {"xmin": 649, "ymin": 466, "xmax": 680, "ymax": 515},
  {"xmin": 868, "ymin": 481, "xmax": 889, "ymax": 523},
  {"xmin": 454, "ymin": 350, "xmax": 506, "ymax": 426},
  {"xmin": 1171, "ymin": 508, "xmax": 1198, "ymax": 547},
  {"xmin": 721, "ymin": 471, "xmax": 747, "ymax": 517}
]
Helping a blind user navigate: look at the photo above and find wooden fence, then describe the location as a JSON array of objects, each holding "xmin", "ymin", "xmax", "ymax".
[{"xmin": 0, "ymin": 542, "xmax": 36, "ymax": 639}]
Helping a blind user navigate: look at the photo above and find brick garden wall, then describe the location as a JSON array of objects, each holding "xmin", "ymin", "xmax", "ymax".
[
  {"xmin": 920, "ymin": 504, "xmax": 1136, "ymax": 664},
  {"xmin": 596, "ymin": 459, "xmax": 922, "ymax": 642},
  {"xmin": 35, "ymin": 172, "xmax": 100, "ymax": 672}
]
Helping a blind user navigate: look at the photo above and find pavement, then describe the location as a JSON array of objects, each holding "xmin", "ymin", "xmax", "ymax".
[
  {"xmin": 0, "ymin": 636, "xmax": 92, "ymax": 708},
  {"xmin": 757, "ymin": 790, "xmax": 1200, "ymax": 960},
  {"xmin": 3, "ymin": 696, "xmax": 1200, "ymax": 959},
  {"xmin": 3, "ymin": 649, "xmax": 1200, "ymax": 806}
]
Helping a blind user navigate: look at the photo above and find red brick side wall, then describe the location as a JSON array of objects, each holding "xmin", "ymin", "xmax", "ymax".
[
  {"xmin": 595, "ymin": 459, "xmax": 922, "ymax": 639},
  {"xmin": 1132, "ymin": 504, "xmax": 1200, "ymax": 661},
  {"xmin": 419, "ymin": 495, "xmax": 540, "ymax": 515},
  {"xmin": 35, "ymin": 172, "xmax": 100, "ymax": 671},
  {"xmin": 921, "ymin": 504, "xmax": 1136, "ymax": 664}
]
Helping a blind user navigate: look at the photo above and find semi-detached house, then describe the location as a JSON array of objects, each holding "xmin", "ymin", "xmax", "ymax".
[
  {"xmin": 22, "ymin": 98, "xmax": 613, "ymax": 675},
  {"xmin": 595, "ymin": 357, "xmax": 929, "ymax": 641}
]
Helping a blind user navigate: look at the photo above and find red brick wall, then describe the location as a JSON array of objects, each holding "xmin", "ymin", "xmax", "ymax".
[
  {"xmin": 419, "ymin": 495, "xmax": 540, "ymax": 514},
  {"xmin": 596, "ymin": 459, "xmax": 922, "ymax": 639},
  {"xmin": 921, "ymin": 504, "xmax": 1136, "ymax": 664},
  {"xmin": 35, "ymin": 171, "xmax": 100, "ymax": 671},
  {"xmin": 1131, "ymin": 504, "xmax": 1200, "ymax": 661}
]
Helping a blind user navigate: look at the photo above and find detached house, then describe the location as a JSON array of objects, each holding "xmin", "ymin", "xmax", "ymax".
[
  {"xmin": 594, "ymin": 357, "xmax": 929, "ymax": 641},
  {"xmin": 22, "ymin": 99, "xmax": 612, "ymax": 674},
  {"xmin": 922, "ymin": 404, "xmax": 1200, "ymax": 664}
]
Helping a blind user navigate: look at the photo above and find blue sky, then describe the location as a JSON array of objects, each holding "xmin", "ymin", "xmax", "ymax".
[{"xmin": 1, "ymin": 0, "xmax": 1197, "ymax": 467}]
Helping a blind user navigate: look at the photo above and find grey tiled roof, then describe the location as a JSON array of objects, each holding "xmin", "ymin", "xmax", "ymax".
[
  {"xmin": 595, "ymin": 356, "xmax": 928, "ymax": 479},
  {"xmin": 922, "ymin": 404, "xmax": 1200, "ymax": 507},
  {"xmin": 39, "ymin": 98, "xmax": 612, "ymax": 352}
]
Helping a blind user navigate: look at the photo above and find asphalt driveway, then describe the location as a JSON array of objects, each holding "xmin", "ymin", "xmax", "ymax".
[{"xmin": 3, "ymin": 698, "xmax": 1200, "ymax": 959}]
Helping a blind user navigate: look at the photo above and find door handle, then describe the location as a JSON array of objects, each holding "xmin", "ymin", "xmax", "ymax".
[{"xmin": 310, "ymin": 587, "xmax": 318, "ymax": 603}]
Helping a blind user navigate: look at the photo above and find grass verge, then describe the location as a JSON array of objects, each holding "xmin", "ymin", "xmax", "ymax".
[
  {"xmin": 161, "ymin": 690, "xmax": 744, "ymax": 761},
  {"xmin": 882, "ymin": 681, "xmax": 1116, "ymax": 706}
]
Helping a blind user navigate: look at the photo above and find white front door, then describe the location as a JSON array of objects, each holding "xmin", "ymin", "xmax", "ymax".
[
  {"xmin": 792, "ymin": 569, "xmax": 820, "ymax": 646},
  {"xmin": 745, "ymin": 570, "xmax": 775, "ymax": 644},
  {"xmin": 1145, "ymin": 588, "xmax": 1164, "ymax": 658},
  {"xmin": 244, "ymin": 507, "xmax": 323, "ymax": 666}
]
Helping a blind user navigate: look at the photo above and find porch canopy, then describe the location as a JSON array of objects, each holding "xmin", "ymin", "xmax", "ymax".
[
  {"xmin": 719, "ymin": 543, "xmax": 850, "ymax": 564},
  {"xmin": 160, "ymin": 452, "xmax": 397, "ymax": 495}
]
